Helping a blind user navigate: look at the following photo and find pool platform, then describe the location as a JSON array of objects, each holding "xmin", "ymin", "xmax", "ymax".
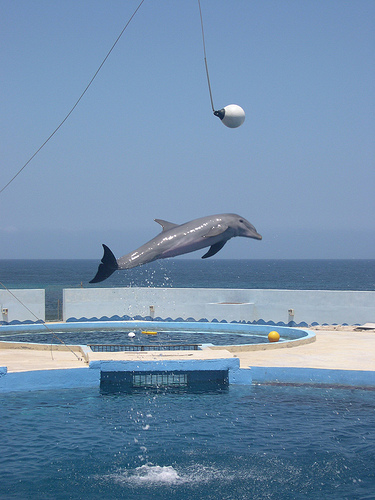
[{"xmin": 1, "ymin": 324, "xmax": 375, "ymax": 392}]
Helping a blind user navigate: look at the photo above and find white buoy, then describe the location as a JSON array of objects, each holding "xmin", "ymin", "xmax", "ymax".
[
  {"xmin": 214, "ymin": 104, "xmax": 245, "ymax": 128},
  {"xmin": 128, "ymin": 331, "xmax": 136, "ymax": 338}
]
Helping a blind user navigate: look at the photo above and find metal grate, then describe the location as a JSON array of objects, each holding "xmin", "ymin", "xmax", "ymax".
[
  {"xmin": 100, "ymin": 369, "xmax": 229, "ymax": 393},
  {"xmin": 89, "ymin": 344, "xmax": 199, "ymax": 352},
  {"xmin": 133, "ymin": 372, "xmax": 188, "ymax": 387}
]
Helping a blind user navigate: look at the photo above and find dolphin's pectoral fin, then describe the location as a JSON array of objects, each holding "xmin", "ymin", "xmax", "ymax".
[
  {"xmin": 201, "ymin": 241, "xmax": 227, "ymax": 259},
  {"xmin": 203, "ymin": 224, "xmax": 229, "ymax": 238},
  {"xmin": 154, "ymin": 219, "xmax": 179, "ymax": 232},
  {"xmin": 89, "ymin": 244, "xmax": 119, "ymax": 283}
]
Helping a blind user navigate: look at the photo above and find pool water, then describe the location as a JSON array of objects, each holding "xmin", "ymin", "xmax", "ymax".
[
  {"xmin": 0, "ymin": 385, "xmax": 374, "ymax": 499},
  {"xmin": 0, "ymin": 328, "xmax": 272, "ymax": 347}
]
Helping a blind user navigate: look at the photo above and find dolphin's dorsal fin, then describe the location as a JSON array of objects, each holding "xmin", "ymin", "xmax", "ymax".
[
  {"xmin": 154, "ymin": 219, "xmax": 179, "ymax": 232},
  {"xmin": 203, "ymin": 224, "xmax": 229, "ymax": 238}
]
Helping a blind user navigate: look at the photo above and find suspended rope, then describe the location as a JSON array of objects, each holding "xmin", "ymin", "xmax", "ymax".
[
  {"xmin": 197, "ymin": 0, "xmax": 246, "ymax": 129},
  {"xmin": 0, "ymin": 281, "xmax": 81, "ymax": 361},
  {"xmin": 0, "ymin": 0, "xmax": 145, "ymax": 195},
  {"xmin": 198, "ymin": 0, "xmax": 215, "ymax": 113}
]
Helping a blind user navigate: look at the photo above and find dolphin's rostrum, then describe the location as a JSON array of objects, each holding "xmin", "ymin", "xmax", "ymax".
[{"xmin": 89, "ymin": 213, "xmax": 261, "ymax": 283}]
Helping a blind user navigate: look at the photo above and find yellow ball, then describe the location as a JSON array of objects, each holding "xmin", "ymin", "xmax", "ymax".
[{"xmin": 268, "ymin": 330, "xmax": 280, "ymax": 342}]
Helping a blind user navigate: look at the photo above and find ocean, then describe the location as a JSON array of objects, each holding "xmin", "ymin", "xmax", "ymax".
[{"xmin": 0, "ymin": 259, "xmax": 374, "ymax": 321}]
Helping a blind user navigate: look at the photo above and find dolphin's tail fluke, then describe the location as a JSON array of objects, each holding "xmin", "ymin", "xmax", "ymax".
[{"xmin": 89, "ymin": 244, "xmax": 119, "ymax": 283}]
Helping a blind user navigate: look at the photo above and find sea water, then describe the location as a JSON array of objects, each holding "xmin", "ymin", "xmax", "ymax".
[
  {"xmin": 1, "ymin": 259, "xmax": 374, "ymax": 320},
  {"xmin": 0, "ymin": 385, "xmax": 374, "ymax": 499}
]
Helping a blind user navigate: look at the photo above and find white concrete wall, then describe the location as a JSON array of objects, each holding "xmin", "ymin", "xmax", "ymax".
[
  {"xmin": 0, "ymin": 289, "xmax": 45, "ymax": 323},
  {"xmin": 63, "ymin": 287, "xmax": 375, "ymax": 325}
]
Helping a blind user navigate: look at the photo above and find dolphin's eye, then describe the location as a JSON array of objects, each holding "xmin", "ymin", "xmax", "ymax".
[{"xmin": 239, "ymin": 219, "xmax": 244, "ymax": 223}]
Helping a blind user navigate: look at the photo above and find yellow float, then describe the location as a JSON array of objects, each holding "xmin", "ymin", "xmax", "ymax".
[{"xmin": 268, "ymin": 330, "xmax": 280, "ymax": 342}]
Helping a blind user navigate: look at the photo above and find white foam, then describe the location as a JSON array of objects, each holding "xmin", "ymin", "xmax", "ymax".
[
  {"xmin": 111, "ymin": 464, "xmax": 181, "ymax": 486},
  {"xmin": 105, "ymin": 462, "xmax": 236, "ymax": 488}
]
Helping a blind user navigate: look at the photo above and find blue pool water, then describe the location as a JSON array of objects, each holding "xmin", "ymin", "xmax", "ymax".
[
  {"xmin": 0, "ymin": 321, "xmax": 309, "ymax": 349},
  {"xmin": 0, "ymin": 328, "xmax": 273, "ymax": 347},
  {"xmin": 0, "ymin": 385, "xmax": 374, "ymax": 499}
]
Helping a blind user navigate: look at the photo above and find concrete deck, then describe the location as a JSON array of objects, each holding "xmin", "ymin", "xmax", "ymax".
[
  {"xmin": 237, "ymin": 326, "xmax": 375, "ymax": 372},
  {"xmin": 1, "ymin": 325, "xmax": 374, "ymax": 374}
]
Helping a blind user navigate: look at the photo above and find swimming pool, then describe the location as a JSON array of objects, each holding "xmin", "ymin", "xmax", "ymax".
[
  {"xmin": 0, "ymin": 384, "xmax": 374, "ymax": 499},
  {"xmin": 0, "ymin": 320, "xmax": 313, "ymax": 350}
]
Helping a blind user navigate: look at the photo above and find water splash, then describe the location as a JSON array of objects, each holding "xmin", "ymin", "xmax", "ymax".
[
  {"xmin": 108, "ymin": 464, "xmax": 182, "ymax": 486},
  {"xmin": 103, "ymin": 463, "xmax": 237, "ymax": 488}
]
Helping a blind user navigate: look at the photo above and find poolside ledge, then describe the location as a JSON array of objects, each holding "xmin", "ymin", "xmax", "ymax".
[{"xmin": 1, "ymin": 325, "xmax": 375, "ymax": 391}]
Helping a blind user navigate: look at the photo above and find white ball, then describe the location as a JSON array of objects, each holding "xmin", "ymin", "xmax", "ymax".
[
  {"xmin": 219, "ymin": 104, "xmax": 245, "ymax": 128},
  {"xmin": 128, "ymin": 331, "xmax": 136, "ymax": 338}
]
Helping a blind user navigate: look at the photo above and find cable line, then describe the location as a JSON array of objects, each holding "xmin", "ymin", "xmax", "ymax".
[
  {"xmin": 198, "ymin": 0, "xmax": 215, "ymax": 113},
  {"xmin": 0, "ymin": 0, "xmax": 145, "ymax": 195}
]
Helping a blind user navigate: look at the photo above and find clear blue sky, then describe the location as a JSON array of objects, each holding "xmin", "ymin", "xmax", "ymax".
[{"xmin": 1, "ymin": 0, "xmax": 374, "ymax": 259}]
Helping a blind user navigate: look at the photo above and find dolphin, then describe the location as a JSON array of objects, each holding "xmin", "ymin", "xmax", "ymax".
[{"xmin": 89, "ymin": 213, "xmax": 262, "ymax": 283}]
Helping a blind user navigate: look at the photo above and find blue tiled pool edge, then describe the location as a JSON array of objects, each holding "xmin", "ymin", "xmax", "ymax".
[
  {"xmin": 250, "ymin": 366, "xmax": 375, "ymax": 389},
  {"xmin": 0, "ymin": 358, "xmax": 251, "ymax": 393},
  {"xmin": 0, "ymin": 367, "xmax": 99, "ymax": 393},
  {"xmin": 1, "ymin": 362, "xmax": 375, "ymax": 393}
]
